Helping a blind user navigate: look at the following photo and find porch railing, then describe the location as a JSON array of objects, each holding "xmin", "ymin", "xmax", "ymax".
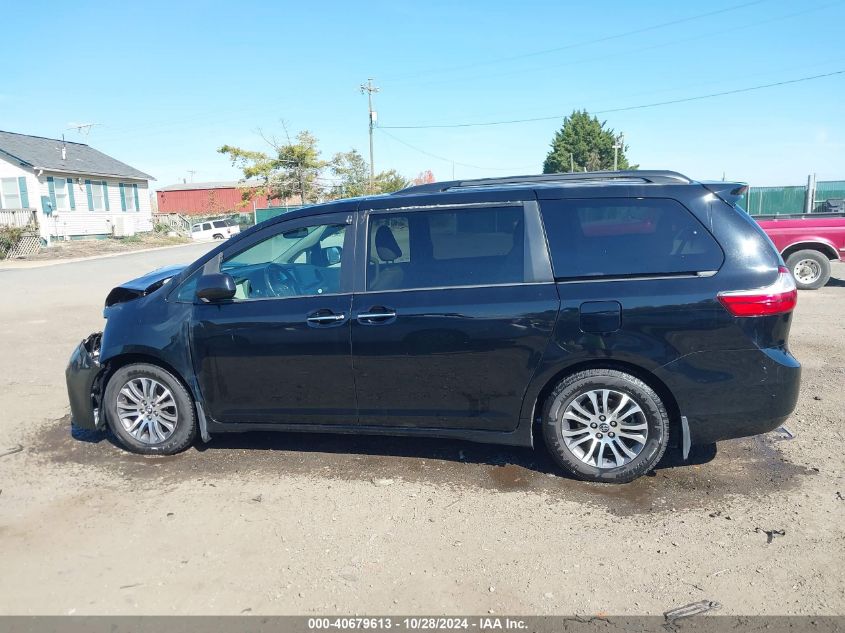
[
  {"xmin": 153, "ymin": 212, "xmax": 191, "ymax": 235},
  {"xmin": 0, "ymin": 208, "xmax": 38, "ymax": 229}
]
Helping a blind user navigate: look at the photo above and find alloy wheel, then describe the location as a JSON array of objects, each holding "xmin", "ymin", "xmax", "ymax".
[
  {"xmin": 116, "ymin": 377, "xmax": 179, "ymax": 444},
  {"xmin": 556, "ymin": 388, "xmax": 649, "ymax": 468}
]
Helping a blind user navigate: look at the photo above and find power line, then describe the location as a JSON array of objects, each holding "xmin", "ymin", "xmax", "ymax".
[
  {"xmin": 381, "ymin": 0, "xmax": 769, "ymax": 84},
  {"xmin": 380, "ymin": 69, "xmax": 845, "ymax": 129},
  {"xmin": 376, "ymin": 128, "xmax": 534, "ymax": 172},
  {"xmin": 389, "ymin": 1, "xmax": 842, "ymax": 91}
]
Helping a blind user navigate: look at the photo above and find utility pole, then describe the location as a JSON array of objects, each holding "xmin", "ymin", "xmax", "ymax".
[
  {"xmin": 187, "ymin": 170, "xmax": 196, "ymax": 183},
  {"xmin": 570, "ymin": 153, "xmax": 574, "ymax": 172},
  {"xmin": 360, "ymin": 78, "xmax": 379, "ymax": 192},
  {"xmin": 613, "ymin": 133, "xmax": 625, "ymax": 171}
]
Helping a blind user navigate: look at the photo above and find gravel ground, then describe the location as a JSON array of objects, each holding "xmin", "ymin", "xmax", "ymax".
[{"xmin": 0, "ymin": 251, "xmax": 842, "ymax": 616}]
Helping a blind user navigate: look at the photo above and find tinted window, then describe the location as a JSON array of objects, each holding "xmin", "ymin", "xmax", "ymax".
[
  {"xmin": 202, "ymin": 223, "xmax": 212, "ymax": 231},
  {"xmin": 540, "ymin": 198, "xmax": 723, "ymax": 278},
  {"xmin": 212, "ymin": 220, "xmax": 227, "ymax": 228},
  {"xmin": 367, "ymin": 206, "xmax": 524, "ymax": 291},
  {"xmin": 220, "ymin": 222, "xmax": 346, "ymax": 300}
]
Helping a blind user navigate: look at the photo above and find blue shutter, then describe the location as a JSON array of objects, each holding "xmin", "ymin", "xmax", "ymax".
[
  {"xmin": 47, "ymin": 176, "xmax": 57, "ymax": 209},
  {"xmin": 119, "ymin": 183, "xmax": 126, "ymax": 211},
  {"xmin": 132, "ymin": 183, "xmax": 140, "ymax": 212},
  {"xmin": 67, "ymin": 178, "xmax": 76, "ymax": 210},
  {"xmin": 102, "ymin": 181, "xmax": 110, "ymax": 211},
  {"xmin": 85, "ymin": 180, "xmax": 94, "ymax": 211},
  {"xmin": 18, "ymin": 177, "xmax": 29, "ymax": 208}
]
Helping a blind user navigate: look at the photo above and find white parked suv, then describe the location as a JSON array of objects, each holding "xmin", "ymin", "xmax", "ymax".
[{"xmin": 190, "ymin": 219, "xmax": 241, "ymax": 241}]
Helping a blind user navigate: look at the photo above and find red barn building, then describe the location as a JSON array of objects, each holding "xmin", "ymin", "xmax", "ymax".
[{"xmin": 156, "ymin": 179, "xmax": 294, "ymax": 215}]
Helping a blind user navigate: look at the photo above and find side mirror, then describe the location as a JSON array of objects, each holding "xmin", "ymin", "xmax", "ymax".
[
  {"xmin": 324, "ymin": 246, "xmax": 342, "ymax": 266},
  {"xmin": 195, "ymin": 273, "xmax": 236, "ymax": 302}
]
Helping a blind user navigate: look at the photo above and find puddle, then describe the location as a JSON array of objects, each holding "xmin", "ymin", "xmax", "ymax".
[{"xmin": 34, "ymin": 415, "xmax": 812, "ymax": 516}]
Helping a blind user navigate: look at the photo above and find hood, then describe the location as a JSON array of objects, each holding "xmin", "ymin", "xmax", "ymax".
[{"xmin": 105, "ymin": 264, "xmax": 187, "ymax": 307}]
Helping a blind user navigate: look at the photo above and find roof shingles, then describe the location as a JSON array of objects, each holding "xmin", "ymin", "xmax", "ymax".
[{"xmin": 0, "ymin": 130, "xmax": 153, "ymax": 180}]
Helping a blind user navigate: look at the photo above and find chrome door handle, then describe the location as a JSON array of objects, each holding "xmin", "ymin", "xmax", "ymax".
[
  {"xmin": 306, "ymin": 313, "xmax": 345, "ymax": 324},
  {"xmin": 357, "ymin": 308, "xmax": 397, "ymax": 323}
]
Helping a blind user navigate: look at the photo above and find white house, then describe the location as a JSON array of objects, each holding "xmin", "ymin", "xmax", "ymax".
[{"xmin": 0, "ymin": 130, "xmax": 154, "ymax": 241}]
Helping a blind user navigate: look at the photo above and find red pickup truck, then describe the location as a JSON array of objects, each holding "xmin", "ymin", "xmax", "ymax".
[{"xmin": 755, "ymin": 213, "xmax": 845, "ymax": 289}]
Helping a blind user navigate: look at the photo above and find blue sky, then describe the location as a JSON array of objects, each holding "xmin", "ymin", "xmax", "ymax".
[{"xmin": 3, "ymin": 0, "xmax": 844, "ymax": 189}]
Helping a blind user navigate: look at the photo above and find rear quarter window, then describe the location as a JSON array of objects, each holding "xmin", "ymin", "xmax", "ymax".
[{"xmin": 540, "ymin": 198, "xmax": 723, "ymax": 278}]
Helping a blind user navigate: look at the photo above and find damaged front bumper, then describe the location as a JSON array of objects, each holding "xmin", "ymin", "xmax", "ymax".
[{"xmin": 65, "ymin": 332, "xmax": 105, "ymax": 430}]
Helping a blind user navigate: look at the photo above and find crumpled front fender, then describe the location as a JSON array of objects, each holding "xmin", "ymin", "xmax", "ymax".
[{"xmin": 65, "ymin": 332, "xmax": 105, "ymax": 430}]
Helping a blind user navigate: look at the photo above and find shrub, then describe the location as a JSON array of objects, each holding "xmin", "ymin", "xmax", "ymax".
[{"xmin": 0, "ymin": 226, "xmax": 25, "ymax": 258}]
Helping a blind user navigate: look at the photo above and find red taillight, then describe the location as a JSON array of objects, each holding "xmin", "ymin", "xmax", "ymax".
[{"xmin": 717, "ymin": 266, "xmax": 797, "ymax": 317}]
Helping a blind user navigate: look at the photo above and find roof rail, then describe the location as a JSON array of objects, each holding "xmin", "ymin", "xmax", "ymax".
[{"xmin": 393, "ymin": 170, "xmax": 692, "ymax": 195}]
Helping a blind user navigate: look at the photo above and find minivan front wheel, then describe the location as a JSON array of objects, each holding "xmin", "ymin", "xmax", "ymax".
[
  {"xmin": 104, "ymin": 363, "xmax": 197, "ymax": 455},
  {"xmin": 542, "ymin": 369, "xmax": 669, "ymax": 483}
]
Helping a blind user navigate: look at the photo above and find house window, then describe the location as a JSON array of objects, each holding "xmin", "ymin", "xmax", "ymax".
[
  {"xmin": 54, "ymin": 178, "xmax": 70, "ymax": 210},
  {"xmin": 0, "ymin": 178, "xmax": 21, "ymax": 208},
  {"xmin": 91, "ymin": 181, "xmax": 105, "ymax": 211},
  {"xmin": 123, "ymin": 184, "xmax": 136, "ymax": 211}
]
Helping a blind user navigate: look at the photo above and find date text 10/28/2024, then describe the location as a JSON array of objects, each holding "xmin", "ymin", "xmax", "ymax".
[{"xmin": 307, "ymin": 618, "xmax": 528, "ymax": 631}]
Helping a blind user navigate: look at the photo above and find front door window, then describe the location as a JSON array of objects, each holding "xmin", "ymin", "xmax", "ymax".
[{"xmin": 222, "ymin": 222, "xmax": 346, "ymax": 300}]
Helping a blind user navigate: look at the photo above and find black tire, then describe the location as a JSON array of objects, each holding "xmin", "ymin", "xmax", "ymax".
[
  {"xmin": 786, "ymin": 249, "xmax": 831, "ymax": 290},
  {"xmin": 542, "ymin": 369, "xmax": 669, "ymax": 483},
  {"xmin": 212, "ymin": 233, "xmax": 225, "ymax": 240},
  {"xmin": 103, "ymin": 363, "xmax": 197, "ymax": 455}
]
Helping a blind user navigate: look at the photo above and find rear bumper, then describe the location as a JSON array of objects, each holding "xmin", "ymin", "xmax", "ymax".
[
  {"xmin": 656, "ymin": 347, "xmax": 801, "ymax": 445},
  {"xmin": 65, "ymin": 333, "xmax": 104, "ymax": 431}
]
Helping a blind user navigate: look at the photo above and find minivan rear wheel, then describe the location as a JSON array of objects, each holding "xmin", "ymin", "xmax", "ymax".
[
  {"xmin": 104, "ymin": 363, "xmax": 197, "ymax": 455},
  {"xmin": 542, "ymin": 369, "xmax": 669, "ymax": 483},
  {"xmin": 786, "ymin": 249, "xmax": 830, "ymax": 290}
]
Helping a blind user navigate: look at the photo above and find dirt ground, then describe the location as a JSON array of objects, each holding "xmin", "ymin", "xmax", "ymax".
[
  {"xmin": 12, "ymin": 232, "xmax": 190, "ymax": 262},
  {"xmin": 0, "ymin": 249, "xmax": 842, "ymax": 616}
]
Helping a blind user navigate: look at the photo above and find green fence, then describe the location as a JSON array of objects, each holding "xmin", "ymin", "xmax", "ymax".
[
  {"xmin": 740, "ymin": 186, "xmax": 806, "ymax": 216},
  {"xmin": 737, "ymin": 180, "xmax": 845, "ymax": 216},
  {"xmin": 254, "ymin": 206, "xmax": 303, "ymax": 224},
  {"xmin": 815, "ymin": 180, "xmax": 845, "ymax": 202}
]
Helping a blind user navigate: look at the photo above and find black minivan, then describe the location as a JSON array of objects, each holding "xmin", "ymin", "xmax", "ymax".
[{"xmin": 66, "ymin": 171, "xmax": 801, "ymax": 482}]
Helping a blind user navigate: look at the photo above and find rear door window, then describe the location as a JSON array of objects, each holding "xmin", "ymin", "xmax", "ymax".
[
  {"xmin": 367, "ymin": 206, "xmax": 525, "ymax": 291},
  {"xmin": 540, "ymin": 198, "xmax": 723, "ymax": 278}
]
